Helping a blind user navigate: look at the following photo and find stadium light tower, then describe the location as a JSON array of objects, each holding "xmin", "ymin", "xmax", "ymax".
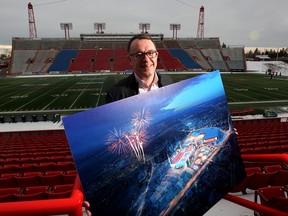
[
  {"xmin": 196, "ymin": 6, "xmax": 205, "ymax": 39},
  {"xmin": 28, "ymin": 2, "xmax": 37, "ymax": 38},
  {"xmin": 139, "ymin": 23, "xmax": 150, "ymax": 34},
  {"xmin": 94, "ymin": 23, "xmax": 106, "ymax": 34},
  {"xmin": 60, "ymin": 23, "xmax": 73, "ymax": 39},
  {"xmin": 170, "ymin": 24, "xmax": 181, "ymax": 39}
]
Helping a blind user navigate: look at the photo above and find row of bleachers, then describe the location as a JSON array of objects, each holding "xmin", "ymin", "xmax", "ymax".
[
  {"xmin": 0, "ymin": 162, "xmax": 75, "ymax": 176},
  {"xmin": 0, "ymin": 183, "xmax": 74, "ymax": 202},
  {"xmin": 10, "ymin": 48, "xmax": 245, "ymax": 73},
  {"xmin": 234, "ymin": 119, "xmax": 288, "ymax": 155},
  {"xmin": 10, "ymin": 37, "xmax": 246, "ymax": 74},
  {"xmin": 231, "ymin": 164, "xmax": 288, "ymax": 194}
]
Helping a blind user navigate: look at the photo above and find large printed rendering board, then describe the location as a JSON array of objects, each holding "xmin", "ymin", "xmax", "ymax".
[{"xmin": 63, "ymin": 70, "xmax": 246, "ymax": 216}]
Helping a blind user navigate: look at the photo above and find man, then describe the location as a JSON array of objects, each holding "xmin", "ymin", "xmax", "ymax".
[
  {"xmin": 83, "ymin": 34, "xmax": 172, "ymax": 215},
  {"xmin": 106, "ymin": 34, "xmax": 172, "ymax": 103}
]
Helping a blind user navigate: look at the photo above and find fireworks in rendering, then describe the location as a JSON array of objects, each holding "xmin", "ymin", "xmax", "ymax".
[
  {"xmin": 131, "ymin": 107, "xmax": 152, "ymax": 131},
  {"xmin": 106, "ymin": 108, "xmax": 152, "ymax": 162},
  {"xmin": 106, "ymin": 128, "xmax": 130, "ymax": 155}
]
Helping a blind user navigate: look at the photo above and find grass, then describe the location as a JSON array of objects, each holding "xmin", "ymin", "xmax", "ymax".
[{"xmin": 0, "ymin": 73, "xmax": 287, "ymax": 116}]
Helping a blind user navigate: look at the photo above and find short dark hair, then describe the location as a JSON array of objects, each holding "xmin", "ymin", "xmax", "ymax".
[{"xmin": 127, "ymin": 34, "xmax": 156, "ymax": 53}]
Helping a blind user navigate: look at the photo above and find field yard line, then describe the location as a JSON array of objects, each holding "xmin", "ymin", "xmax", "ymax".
[
  {"xmin": 229, "ymin": 100, "xmax": 288, "ymax": 105},
  {"xmin": 95, "ymin": 76, "xmax": 106, "ymax": 107},
  {"xmin": 68, "ymin": 79, "xmax": 94, "ymax": 109}
]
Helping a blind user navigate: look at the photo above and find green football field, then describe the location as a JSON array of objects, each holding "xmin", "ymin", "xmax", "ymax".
[{"xmin": 0, "ymin": 73, "xmax": 287, "ymax": 115}]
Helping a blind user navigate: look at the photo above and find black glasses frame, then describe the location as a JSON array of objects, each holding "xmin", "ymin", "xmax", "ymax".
[{"xmin": 129, "ymin": 50, "xmax": 158, "ymax": 59}]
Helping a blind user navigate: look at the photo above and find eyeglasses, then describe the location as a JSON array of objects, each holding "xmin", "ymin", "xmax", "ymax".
[{"xmin": 129, "ymin": 50, "xmax": 157, "ymax": 59}]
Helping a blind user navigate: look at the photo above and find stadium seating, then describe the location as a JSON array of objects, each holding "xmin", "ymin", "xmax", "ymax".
[
  {"xmin": 68, "ymin": 49, "xmax": 97, "ymax": 72},
  {"xmin": 168, "ymin": 48, "xmax": 201, "ymax": 70},
  {"xmin": 113, "ymin": 48, "xmax": 133, "ymax": 72},
  {"xmin": 48, "ymin": 49, "xmax": 79, "ymax": 72},
  {"xmin": 91, "ymin": 49, "xmax": 113, "ymax": 71},
  {"xmin": 0, "ymin": 116, "xmax": 288, "ymax": 216},
  {"xmin": 10, "ymin": 37, "xmax": 246, "ymax": 74},
  {"xmin": 26, "ymin": 50, "xmax": 58, "ymax": 73},
  {"xmin": 234, "ymin": 120, "xmax": 288, "ymax": 155},
  {"xmin": 201, "ymin": 49, "xmax": 229, "ymax": 71},
  {"xmin": 11, "ymin": 50, "xmax": 38, "ymax": 74},
  {"xmin": 157, "ymin": 49, "xmax": 186, "ymax": 71},
  {"xmin": 0, "ymin": 130, "xmax": 83, "ymax": 215},
  {"xmin": 185, "ymin": 49, "xmax": 213, "ymax": 71}
]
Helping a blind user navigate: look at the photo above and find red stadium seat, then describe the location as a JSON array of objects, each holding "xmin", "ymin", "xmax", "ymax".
[
  {"xmin": 23, "ymin": 185, "xmax": 49, "ymax": 194},
  {"xmin": 47, "ymin": 184, "xmax": 73, "ymax": 199},
  {"xmin": 247, "ymin": 172, "xmax": 276, "ymax": 190},
  {"xmin": 270, "ymin": 170, "xmax": 288, "ymax": 186},
  {"xmin": 62, "ymin": 172, "xmax": 76, "ymax": 185},
  {"xmin": 255, "ymin": 186, "xmax": 288, "ymax": 216},
  {"xmin": 53, "ymin": 161, "xmax": 75, "ymax": 172},
  {"xmin": 1, "ymin": 172, "xmax": 21, "ymax": 178},
  {"xmin": 17, "ymin": 164, "xmax": 36, "ymax": 173},
  {"xmin": 0, "ymin": 188, "xmax": 21, "ymax": 202},
  {"xmin": 14, "ymin": 191, "xmax": 47, "ymax": 201},
  {"xmin": 34, "ymin": 162, "xmax": 55, "ymax": 173},
  {"xmin": 245, "ymin": 167, "xmax": 262, "ymax": 175},
  {"xmin": 39, "ymin": 172, "xmax": 63, "ymax": 186},
  {"xmin": 15, "ymin": 174, "xmax": 41, "ymax": 188},
  {"xmin": 263, "ymin": 164, "xmax": 283, "ymax": 173},
  {"xmin": 0, "ymin": 177, "xmax": 18, "ymax": 188},
  {"xmin": 0, "ymin": 165, "xmax": 18, "ymax": 175}
]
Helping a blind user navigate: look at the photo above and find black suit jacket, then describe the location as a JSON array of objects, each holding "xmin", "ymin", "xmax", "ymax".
[{"xmin": 106, "ymin": 72, "xmax": 172, "ymax": 103}]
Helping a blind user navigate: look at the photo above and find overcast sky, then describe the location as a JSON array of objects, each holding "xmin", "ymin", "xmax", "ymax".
[{"xmin": 1, "ymin": 0, "xmax": 288, "ymax": 50}]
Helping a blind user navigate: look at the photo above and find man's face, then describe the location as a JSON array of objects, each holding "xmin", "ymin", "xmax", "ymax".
[{"xmin": 128, "ymin": 39, "xmax": 158, "ymax": 80}]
